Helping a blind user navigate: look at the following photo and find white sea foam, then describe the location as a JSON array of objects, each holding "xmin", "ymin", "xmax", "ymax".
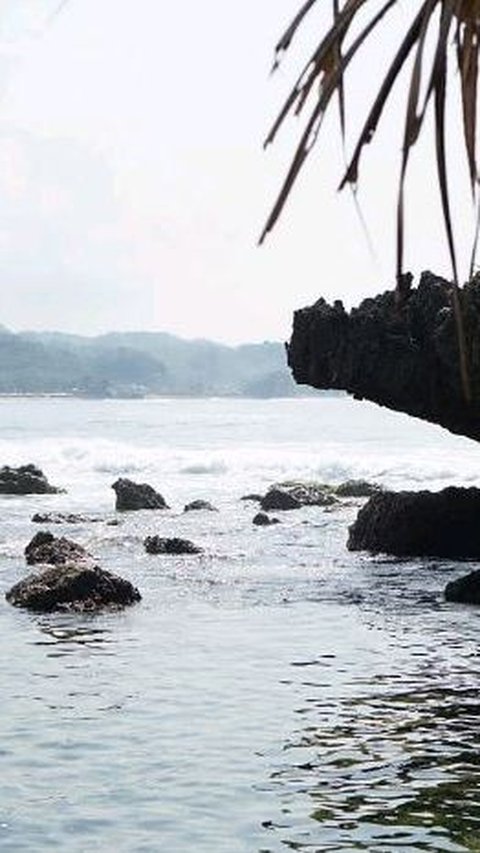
[{"xmin": 0, "ymin": 396, "xmax": 477, "ymax": 506}]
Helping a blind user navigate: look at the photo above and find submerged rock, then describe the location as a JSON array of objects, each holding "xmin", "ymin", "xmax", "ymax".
[
  {"xmin": 253, "ymin": 512, "xmax": 280, "ymax": 526},
  {"xmin": 348, "ymin": 487, "xmax": 480, "ymax": 558},
  {"xmin": 335, "ymin": 479, "xmax": 383, "ymax": 498},
  {"xmin": 32, "ymin": 511, "xmax": 101, "ymax": 525},
  {"xmin": 183, "ymin": 500, "xmax": 218, "ymax": 513},
  {"xmin": 0, "ymin": 464, "xmax": 62, "ymax": 495},
  {"xmin": 445, "ymin": 571, "xmax": 480, "ymax": 605},
  {"xmin": 144, "ymin": 536, "xmax": 202, "ymax": 555},
  {"xmin": 6, "ymin": 563, "xmax": 141, "ymax": 612},
  {"xmin": 112, "ymin": 478, "xmax": 169, "ymax": 511},
  {"xmin": 261, "ymin": 481, "xmax": 336, "ymax": 511},
  {"xmin": 25, "ymin": 531, "xmax": 91, "ymax": 566}
]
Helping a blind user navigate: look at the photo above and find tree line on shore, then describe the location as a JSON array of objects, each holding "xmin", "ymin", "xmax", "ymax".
[{"xmin": 0, "ymin": 325, "xmax": 330, "ymax": 398}]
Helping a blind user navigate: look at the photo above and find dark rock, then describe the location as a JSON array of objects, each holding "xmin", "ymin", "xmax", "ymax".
[
  {"xmin": 25, "ymin": 531, "xmax": 91, "ymax": 566},
  {"xmin": 261, "ymin": 481, "xmax": 336, "ymax": 511},
  {"xmin": 32, "ymin": 512, "xmax": 101, "ymax": 524},
  {"xmin": 240, "ymin": 494, "xmax": 263, "ymax": 502},
  {"xmin": 6, "ymin": 563, "xmax": 141, "ymax": 612},
  {"xmin": 0, "ymin": 464, "xmax": 62, "ymax": 495},
  {"xmin": 287, "ymin": 271, "xmax": 480, "ymax": 442},
  {"xmin": 183, "ymin": 500, "xmax": 218, "ymax": 513},
  {"xmin": 253, "ymin": 512, "xmax": 280, "ymax": 526},
  {"xmin": 335, "ymin": 479, "xmax": 383, "ymax": 498},
  {"xmin": 445, "ymin": 571, "xmax": 480, "ymax": 604},
  {"xmin": 348, "ymin": 487, "xmax": 480, "ymax": 558},
  {"xmin": 112, "ymin": 478, "xmax": 169, "ymax": 511},
  {"xmin": 144, "ymin": 536, "xmax": 203, "ymax": 555}
]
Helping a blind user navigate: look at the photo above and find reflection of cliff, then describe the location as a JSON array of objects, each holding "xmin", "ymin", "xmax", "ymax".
[{"xmin": 288, "ymin": 271, "xmax": 480, "ymax": 442}]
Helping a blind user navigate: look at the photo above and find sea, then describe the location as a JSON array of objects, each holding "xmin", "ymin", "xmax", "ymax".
[{"xmin": 1, "ymin": 395, "xmax": 480, "ymax": 853}]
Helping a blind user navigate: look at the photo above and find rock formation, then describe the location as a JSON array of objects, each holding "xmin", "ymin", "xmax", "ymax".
[
  {"xmin": 445, "ymin": 570, "xmax": 480, "ymax": 604},
  {"xmin": 335, "ymin": 480, "xmax": 382, "ymax": 498},
  {"xmin": 348, "ymin": 487, "xmax": 480, "ymax": 558},
  {"xmin": 31, "ymin": 512, "xmax": 102, "ymax": 524},
  {"xmin": 287, "ymin": 271, "xmax": 480, "ymax": 441},
  {"xmin": 25, "ymin": 531, "xmax": 91, "ymax": 566},
  {"xmin": 112, "ymin": 478, "xmax": 169, "ymax": 511},
  {"xmin": 183, "ymin": 500, "xmax": 218, "ymax": 513},
  {"xmin": 252, "ymin": 512, "xmax": 280, "ymax": 526},
  {"xmin": 144, "ymin": 536, "xmax": 202, "ymax": 555},
  {"xmin": 261, "ymin": 481, "xmax": 336, "ymax": 511},
  {"xmin": 0, "ymin": 464, "xmax": 62, "ymax": 495},
  {"xmin": 6, "ymin": 563, "xmax": 141, "ymax": 612}
]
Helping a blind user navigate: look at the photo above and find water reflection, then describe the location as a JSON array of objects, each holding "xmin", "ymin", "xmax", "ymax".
[
  {"xmin": 31, "ymin": 617, "xmax": 113, "ymax": 656},
  {"xmin": 268, "ymin": 675, "xmax": 480, "ymax": 852}
]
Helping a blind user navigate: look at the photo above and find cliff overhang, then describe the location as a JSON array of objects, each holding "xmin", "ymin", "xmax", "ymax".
[{"xmin": 287, "ymin": 271, "xmax": 480, "ymax": 442}]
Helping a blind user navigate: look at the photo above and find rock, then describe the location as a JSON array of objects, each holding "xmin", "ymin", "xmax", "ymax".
[
  {"xmin": 25, "ymin": 531, "xmax": 91, "ymax": 566},
  {"xmin": 183, "ymin": 500, "xmax": 218, "ymax": 512},
  {"xmin": 240, "ymin": 494, "xmax": 263, "ymax": 502},
  {"xmin": 31, "ymin": 512, "xmax": 101, "ymax": 524},
  {"xmin": 445, "ymin": 571, "xmax": 480, "ymax": 604},
  {"xmin": 5, "ymin": 563, "xmax": 141, "ymax": 612},
  {"xmin": 348, "ymin": 487, "xmax": 480, "ymax": 557},
  {"xmin": 287, "ymin": 271, "xmax": 480, "ymax": 442},
  {"xmin": 144, "ymin": 536, "xmax": 203, "ymax": 555},
  {"xmin": 0, "ymin": 464, "xmax": 62, "ymax": 495},
  {"xmin": 335, "ymin": 479, "xmax": 383, "ymax": 498},
  {"xmin": 112, "ymin": 478, "xmax": 169, "ymax": 511},
  {"xmin": 261, "ymin": 481, "xmax": 336, "ymax": 511},
  {"xmin": 253, "ymin": 512, "xmax": 280, "ymax": 526}
]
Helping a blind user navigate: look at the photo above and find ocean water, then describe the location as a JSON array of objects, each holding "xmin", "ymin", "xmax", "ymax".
[{"xmin": 1, "ymin": 395, "xmax": 480, "ymax": 853}]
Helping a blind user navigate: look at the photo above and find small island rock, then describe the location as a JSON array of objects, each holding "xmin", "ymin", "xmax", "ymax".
[
  {"xmin": 335, "ymin": 479, "xmax": 383, "ymax": 498},
  {"xmin": 6, "ymin": 563, "xmax": 141, "ymax": 612},
  {"xmin": 25, "ymin": 531, "xmax": 91, "ymax": 566},
  {"xmin": 253, "ymin": 512, "xmax": 280, "ymax": 526},
  {"xmin": 32, "ymin": 512, "xmax": 101, "ymax": 525},
  {"xmin": 183, "ymin": 500, "xmax": 218, "ymax": 513},
  {"xmin": 261, "ymin": 481, "xmax": 337, "ymax": 511},
  {"xmin": 144, "ymin": 536, "xmax": 203, "ymax": 555},
  {"xmin": 348, "ymin": 487, "xmax": 480, "ymax": 557},
  {"xmin": 445, "ymin": 571, "xmax": 480, "ymax": 605},
  {"xmin": 0, "ymin": 464, "xmax": 62, "ymax": 495},
  {"xmin": 112, "ymin": 478, "xmax": 169, "ymax": 511}
]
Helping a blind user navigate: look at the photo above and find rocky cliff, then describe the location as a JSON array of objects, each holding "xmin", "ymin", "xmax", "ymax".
[{"xmin": 287, "ymin": 271, "xmax": 480, "ymax": 442}]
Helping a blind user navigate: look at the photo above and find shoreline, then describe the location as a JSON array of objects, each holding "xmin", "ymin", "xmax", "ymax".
[{"xmin": 0, "ymin": 391, "xmax": 344, "ymax": 401}]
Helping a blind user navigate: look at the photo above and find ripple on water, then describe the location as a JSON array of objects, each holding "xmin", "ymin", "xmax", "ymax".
[{"xmin": 265, "ymin": 628, "xmax": 480, "ymax": 852}]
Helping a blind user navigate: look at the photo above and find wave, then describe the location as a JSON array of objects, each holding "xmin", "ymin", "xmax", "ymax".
[
  {"xmin": 0, "ymin": 433, "xmax": 477, "ymax": 492},
  {"xmin": 0, "ymin": 396, "xmax": 478, "ymax": 502},
  {"xmin": 180, "ymin": 461, "xmax": 228, "ymax": 475}
]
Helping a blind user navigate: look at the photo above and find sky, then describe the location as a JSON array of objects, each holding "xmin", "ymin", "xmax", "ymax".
[{"xmin": 0, "ymin": 0, "xmax": 474, "ymax": 342}]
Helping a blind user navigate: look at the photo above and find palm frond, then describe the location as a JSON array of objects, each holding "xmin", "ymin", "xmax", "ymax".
[
  {"xmin": 263, "ymin": 0, "xmax": 480, "ymax": 274},
  {"xmin": 264, "ymin": 0, "xmax": 480, "ymax": 399}
]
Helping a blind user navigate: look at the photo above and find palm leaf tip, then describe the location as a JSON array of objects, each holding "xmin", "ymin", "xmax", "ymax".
[{"xmin": 263, "ymin": 0, "xmax": 480, "ymax": 288}]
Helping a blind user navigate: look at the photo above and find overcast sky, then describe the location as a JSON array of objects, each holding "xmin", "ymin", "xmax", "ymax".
[{"xmin": 0, "ymin": 1, "xmax": 473, "ymax": 342}]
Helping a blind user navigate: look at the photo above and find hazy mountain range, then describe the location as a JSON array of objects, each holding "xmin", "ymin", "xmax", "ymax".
[{"xmin": 0, "ymin": 326, "xmax": 326, "ymax": 398}]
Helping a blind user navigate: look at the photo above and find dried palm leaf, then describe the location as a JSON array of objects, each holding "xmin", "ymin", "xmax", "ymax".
[{"xmin": 262, "ymin": 0, "xmax": 480, "ymax": 399}]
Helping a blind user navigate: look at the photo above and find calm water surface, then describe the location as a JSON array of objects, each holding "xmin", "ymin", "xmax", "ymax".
[{"xmin": 1, "ymin": 396, "xmax": 480, "ymax": 852}]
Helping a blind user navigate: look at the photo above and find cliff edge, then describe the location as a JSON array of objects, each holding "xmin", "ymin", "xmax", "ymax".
[{"xmin": 287, "ymin": 271, "xmax": 480, "ymax": 442}]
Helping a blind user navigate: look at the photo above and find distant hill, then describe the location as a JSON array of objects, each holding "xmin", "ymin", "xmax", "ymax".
[{"xmin": 0, "ymin": 326, "xmax": 333, "ymax": 398}]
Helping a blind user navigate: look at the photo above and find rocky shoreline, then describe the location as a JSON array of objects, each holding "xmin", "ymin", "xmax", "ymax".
[{"xmin": 2, "ymin": 464, "xmax": 479, "ymax": 611}]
